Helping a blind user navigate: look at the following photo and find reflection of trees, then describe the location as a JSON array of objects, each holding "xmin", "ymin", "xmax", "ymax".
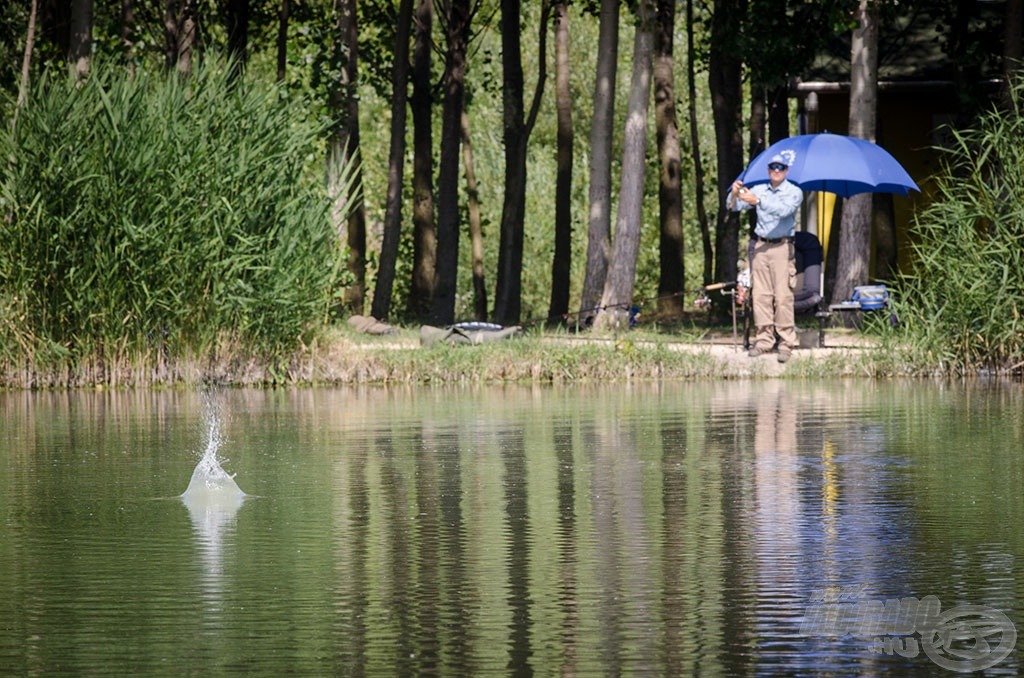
[
  {"xmin": 554, "ymin": 422, "xmax": 578, "ymax": 675},
  {"xmin": 501, "ymin": 428, "xmax": 532, "ymax": 674},
  {"xmin": 333, "ymin": 427, "xmax": 369, "ymax": 673},
  {"xmin": 193, "ymin": 383, "xmax": 1022, "ymax": 673},
  {"xmin": 7, "ymin": 383, "xmax": 1024, "ymax": 674},
  {"xmin": 585, "ymin": 391, "xmax": 659, "ymax": 674},
  {"xmin": 377, "ymin": 429, "xmax": 414, "ymax": 673},
  {"xmin": 427, "ymin": 426, "xmax": 473, "ymax": 673},
  {"xmin": 660, "ymin": 405, "xmax": 729, "ymax": 675}
]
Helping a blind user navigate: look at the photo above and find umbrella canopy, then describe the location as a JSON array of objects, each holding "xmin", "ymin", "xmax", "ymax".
[{"xmin": 738, "ymin": 133, "xmax": 919, "ymax": 198}]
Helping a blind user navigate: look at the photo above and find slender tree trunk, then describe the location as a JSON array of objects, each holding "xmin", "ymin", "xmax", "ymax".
[
  {"xmin": 745, "ymin": 84, "xmax": 766, "ymax": 237},
  {"xmin": 462, "ymin": 106, "xmax": 488, "ymax": 321},
  {"xmin": 408, "ymin": 0, "xmax": 436, "ymax": 322},
  {"xmin": 14, "ymin": 0, "xmax": 39, "ymax": 128},
  {"xmin": 872, "ymin": 193, "xmax": 897, "ymax": 281},
  {"xmin": 654, "ymin": 0, "xmax": 684, "ymax": 317},
  {"xmin": 121, "ymin": 0, "xmax": 135, "ymax": 65},
  {"xmin": 276, "ymin": 0, "xmax": 289, "ymax": 82},
  {"xmin": 225, "ymin": 0, "xmax": 249, "ymax": 81},
  {"xmin": 165, "ymin": 0, "xmax": 197, "ymax": 75},
  {"xmin": 179, "ymin": 9, "xmax": 195, "ymax": 76},
  {"xmin": 430, "ymin": 0, "xmax": 471, "ymax": 326},
  {"xmin": 370, "ymin": 0, "xmax": 414, "ymax": 321},
  {"xmin": 328, "ymin": 0, "xmax": 367, "ymax": 314},
  {"xmin": 579, "ymin": 0, "xmax": 619, "ymax": 323},
  {"xmin": 833, "ymin": 0, "xmax": 877, "ymax": 308},
  {"xmin": 686, "ymin": 0, "xmax": 712, "ymax": 286},
  {"xmin": 748, "ymin": 84, "xmax": 766, "ymax": 161},
  {"xmin": 596, "ymin": 0, "xmax": 655, "ymax": 330},
  {"xmin": 492, "ymin": 0, "xmax": 528, "ymax": 325},
  {"xmin": 767, "ymin": 84, "xmax": 789, "ymax": 143},
  {"xmin": 165, "ymin": 0, "xmax": 178, "ymax": 70},
  {"xmin": 709, "ymin": 0, "xmax": 745, "ymax": 286},
  {"xmin": 493, "ymin": 1, "xmax": 549, "ymax": 325},
  {"xmin": 1004, "ymin": 0, "xmax": 1023, "ymax": 103},
  {"xmin": 69, "ymin": 0, "xmax": 92, "ymax": 80},
  {"xmin": 548, "ymin": 0, "xmax": 573, "ymax": 324}
]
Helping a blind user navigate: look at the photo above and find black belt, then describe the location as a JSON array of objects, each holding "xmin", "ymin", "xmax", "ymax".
[{"xmin": 753, "ymin": 235, "xmax": 793, "ymax": 244}]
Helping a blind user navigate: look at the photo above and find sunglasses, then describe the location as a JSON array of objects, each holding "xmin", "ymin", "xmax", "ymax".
[{"xmin": 768, "ymin": 163, "xmax": 788, "ymax": 171}]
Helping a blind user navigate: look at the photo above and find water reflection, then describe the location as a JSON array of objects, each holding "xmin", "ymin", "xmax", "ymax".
[
  {"xmin": 1, "ymin": 381, "xmax": 1022, "ymax": 675},
  {"xmin": 181, "ymin": 393, "xmax": 245, "ymax": 617}
]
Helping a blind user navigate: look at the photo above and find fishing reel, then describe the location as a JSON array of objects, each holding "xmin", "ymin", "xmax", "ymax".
[{"xmin": 695, "ymin": 280, "xmax": 738, "ymax": 310}]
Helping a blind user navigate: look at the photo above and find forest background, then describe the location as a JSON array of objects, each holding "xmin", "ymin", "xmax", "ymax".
[{"xmin": 1, "ymin": 0, "xmax": 1022, "ymax": 381}]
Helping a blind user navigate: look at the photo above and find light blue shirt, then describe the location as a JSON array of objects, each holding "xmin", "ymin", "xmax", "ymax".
[{"xmin": 730, "ymin": 180, "xmax": 803, "ymax": 240}]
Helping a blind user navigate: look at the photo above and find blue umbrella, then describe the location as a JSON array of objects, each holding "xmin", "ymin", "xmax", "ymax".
[{"xmin": 737, "ymin": 133, "xmax": 919, "ymax": 198}]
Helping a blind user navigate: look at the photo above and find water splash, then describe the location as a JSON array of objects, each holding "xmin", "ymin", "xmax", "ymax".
[
  {"xmin": 181, "ymin": 392, "xmax": 245, "ymax": 612},
  {"xmin": 181, "ymin": 395, "xmax": 245, "ymax": 507}
]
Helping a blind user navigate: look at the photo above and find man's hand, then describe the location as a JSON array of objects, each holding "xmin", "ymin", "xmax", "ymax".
[{"xmin": 732, "ymin": 181, "xmax": 758, "ymax": 206}]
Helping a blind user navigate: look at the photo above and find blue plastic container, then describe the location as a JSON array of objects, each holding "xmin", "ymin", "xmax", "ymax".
[{"xmin": 851, "ymin": 285, "xmax": 889, "ymax": 311}]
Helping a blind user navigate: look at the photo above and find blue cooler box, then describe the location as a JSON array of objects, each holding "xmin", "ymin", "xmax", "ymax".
[{"xmin": 851, "ymin": 285, "xmax": 889, "ymax": 310}]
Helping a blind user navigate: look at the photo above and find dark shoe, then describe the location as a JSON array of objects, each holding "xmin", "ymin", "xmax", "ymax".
[
  {"xmin": 777, "ymin": 351, "xmax": 791, "ymax": 364},
  {"xmin": 748, "ymin": 347, "xmax": 764, "ymax": 358}
]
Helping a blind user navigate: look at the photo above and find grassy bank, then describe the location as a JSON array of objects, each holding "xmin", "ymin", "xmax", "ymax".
[{"xmin": 0, "ymin": 322, "xmax": 901, "ymax": 389}]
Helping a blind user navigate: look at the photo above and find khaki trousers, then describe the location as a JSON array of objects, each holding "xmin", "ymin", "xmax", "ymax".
[{"xmin": 751, "ymin": 239, "xmax": 796, "ymax": 353}]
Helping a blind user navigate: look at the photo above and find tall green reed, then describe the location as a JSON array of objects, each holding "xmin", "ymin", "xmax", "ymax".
[
  {"xmin": 0, "ymin": 60, "xmax": 351, "ymax": 375},
  {"xmin": 889, "ymin": 80, "xmax": 1024, "ymax": 374}
]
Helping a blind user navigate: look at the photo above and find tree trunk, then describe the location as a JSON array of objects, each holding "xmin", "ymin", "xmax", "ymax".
[
  {"xmin": 179, "ymin": 9, "xmax": 195, "ymax": 76},
  {"xmin": 276, "ymin": 0, "xmax": 289, "ymax": 82},
  {"xmin": 407, "ymin": 0, "xmax": 436, "ymax": 322},
  {"xmin": 872, "ymin": 193, "xmax": 897, "ymax": 281},
  {"xmin": 328, "ymin": 0, "xmax": 367, "ymax": 314},
  {"xmin": 165, "ymin": 0, "xmax": 197, "ymax": 75},
  {"xmin": 596, "ymin": 0, "xmax": 654, "ymax": 330},
  {"xmin": 462, "ymin": 105, "xmax": 488, "ymax": 322},
  {"xmin": 225, "ymin": 0, "xmax": 249, "ymax": 81},
  {"xmin": 492, "ymin": 0, "xmax": 528, "ymax": 325},
  {"xmin": 121, "ymin": 0, "xmax": 135, "ymax": 64},
  {"xmin": 746, "ymin": 83, "xmax": 765, "ymax": 238},
  {"xmin": 430, "ymin": 0, "xmax": 470, "ymax": 326},
  {"xmin": 69, "ymin": 0, "xmax": 92, "ymax": 80},
  {"xmin": 686, "ymin": 0, "xmax": 712, "ymax": 286},
  {"xmin": 1004, "ymin": 0, "xmax": 1023, "ymax": 104},
  {"xmin": 767, "ymin": 84, "xmax": 789, "ymax": 143},
  {"xmin": 164, "ymin": 0, "xmax": 176, "ymax": 69},
  {"xmin": 493, "ymin": 1, "xmax": 549, "ymax": 326},
  {"xmin": 370, "ymin": 0, "xmax": 413, "ymax": 321},
  {"xmin": 709, "ymin": 0, "xmax": 745, "ymax": 286},
  {"xmin": 15, "ymin": 0, "xmax": 39, "ymax": 127},
  {"xmin": 654, "ymin": 0, "xmax": 685, "ymax": 317},
  {"xmin": 548, "ymin": 0, "xmax": 573, "ymax": 325},
  {"xmin": 579, "ymin": 0, "xmax": 619, "ymax": 324},
  {"xmin": 832, "ymin": 0, "xmax": 877, "ymax": 308},
  {"xmin": 748, "ymin": 83, "xmax": 766, "ymax": 161}
]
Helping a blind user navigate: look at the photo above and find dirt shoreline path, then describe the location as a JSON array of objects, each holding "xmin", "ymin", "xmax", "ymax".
[
  {"xmin": 335, "ymin": 324, "xmax": 880, "ymax": 381},
  {"xmin": 541, "ymin": 330, "xmax": 876, "ymax": 378}
]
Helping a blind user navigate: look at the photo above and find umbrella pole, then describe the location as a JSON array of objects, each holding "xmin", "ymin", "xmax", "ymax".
[{"xmin": 818, "ymin": 191, "xmax": 826, "ymax": 300}]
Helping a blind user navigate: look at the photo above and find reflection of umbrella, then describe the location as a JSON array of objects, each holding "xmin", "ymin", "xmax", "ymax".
[{"xmin": 738, "ymin": 133, "xmax": 919, "ymax": 197}]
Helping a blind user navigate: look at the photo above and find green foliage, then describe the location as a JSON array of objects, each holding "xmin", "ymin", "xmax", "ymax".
[
  {"xmin": 0, "ymin": 60, "xmax": 347, "ymax": 368},
  {"xmin": 888, "ymin": 81, "xmax": 1024, "ymax": 374}
]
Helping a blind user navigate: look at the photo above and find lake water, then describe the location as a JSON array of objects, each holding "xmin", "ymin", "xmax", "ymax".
[{"xmin": 1, "ymin": 381, "xmax": 1021, "ymax": 675}]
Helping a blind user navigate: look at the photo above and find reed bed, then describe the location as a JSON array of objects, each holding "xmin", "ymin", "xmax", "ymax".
[
  {"xmin": 887, "ymin": 82, "xmax": 1024, "ymax": 375},
  {"xmin": 0, "ymin": 61, "xmax": 347, "ymax": 378}
]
